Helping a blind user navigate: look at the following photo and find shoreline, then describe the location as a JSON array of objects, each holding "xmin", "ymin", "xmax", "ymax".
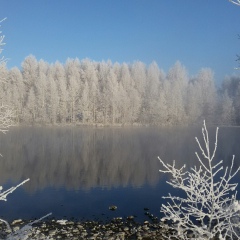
[{"xmin": 2, "ymin": 217, "xmax": 169, "ymax": 240}]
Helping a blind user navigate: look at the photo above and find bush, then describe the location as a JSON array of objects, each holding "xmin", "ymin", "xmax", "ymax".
[{"xmin": 159, "ymin": 121, "xmax": 240, "ymax": 239}]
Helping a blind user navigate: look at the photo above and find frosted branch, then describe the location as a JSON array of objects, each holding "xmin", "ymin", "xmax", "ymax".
[
  {"xmin": 6, "ymin": 212, "xmax": 52, "ymax": 239},
  {"xmin": 0, "ymin": 179, "xmax": 30, "ymax": 201},
  {"xmin": 0, "ymin": 105, "xmax": 16, "ymax": 134},
  {"xmin": 159, "ymin": 121, "xmax": 240, "ymax": 239},
  {"xmin": 0, "ymin": 18, "xmax": 6, "ymax": 65},
  {"xmin": 229, "ymin": 0, "xmax": 240, "ymax": 6}
]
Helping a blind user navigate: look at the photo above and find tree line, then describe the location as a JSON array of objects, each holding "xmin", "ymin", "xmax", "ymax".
[{"xmin": 0, "ymin": 55, "xmax": 239, "ymax": 126}]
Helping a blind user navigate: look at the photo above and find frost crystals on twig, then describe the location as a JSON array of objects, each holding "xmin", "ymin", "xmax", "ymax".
[
  {"xmin": 159, "ymin": 120, "xmax": 240, "ymax": 239},
  {"xmin": 229, "ymin": 0, "xmax": 240, "ymax": 6}
]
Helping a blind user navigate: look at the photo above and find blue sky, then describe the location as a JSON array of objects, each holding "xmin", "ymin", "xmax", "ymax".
[{"xmin": 1, "ymin": 0, "xmax": 240, "ymax": 84}]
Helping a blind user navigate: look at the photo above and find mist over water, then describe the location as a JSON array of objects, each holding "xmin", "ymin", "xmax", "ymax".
[{"xmin": 0, "ymin": 126, "xmax": 239, "ymax": 222}]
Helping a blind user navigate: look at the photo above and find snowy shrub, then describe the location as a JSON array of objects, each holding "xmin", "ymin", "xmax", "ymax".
[{"xmin": 159, "ymin": 121, "xmax": 240, "ymax": 239}]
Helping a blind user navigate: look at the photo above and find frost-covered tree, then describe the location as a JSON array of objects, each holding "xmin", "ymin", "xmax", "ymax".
[
  {"xmin": 143, "ymin": 62, "xmax": 166, "ymax": 125},
  {"xmin": 194, "ymin": 68, "xmax": 217, "ymax": 124},
  {"xmin": 34, "ymin": 60, "xmax": 48, "ymax": 123},
  {"xmin": 46, "ymin": 70, "xmax": 59, "ymax": 124},
  {"xmin": 0, "ymin": 63, "xmax": 8, "ymax": 105},
  {"xmin": 119, "ymin": 62, "xmax": 141, "ymax": 124},
  {"xmin": 221, "ymin": 76, "xmax": 240, "ymax": 124},
  {"xmin": 80, "ymin": 81, "xmax": 90, "ymax": 123},
  {"xmin": 21, "ymin": 55, "xmax": 38, "ymax": 90},
  {"xmin": 97, "ymin": 61, "xmax": 119, "ymax": 124},
  {"xmin": 131, "ymin": 61, "xmax": 147, "ymax": 98},
  {"xmin": 165, "ymin": 61, "xmax": 188, "ymax": 125},
  {"xmin": 219, "ymin": 90, "xmax": 236, "ymax": 126},
  {"xmin": 8, "ymin": 67, "xmax": 24, "ymax": 123},
  {"xmin": 222, "ymin": 75, "xmax": 240, "ymax": 99},
  {"xmin": 81, "ymin": 59, "xmax": 98, "ymax": 123},
  {"xmin": 234, "ymin": 84, "xmax": 240, "ymax": 125},
  {"xmin": 53, "ymin": 61, "xmax": 67, "ymax": 123},
  {"xmin": 159, "ymin": 121, "xmax": 240, "ymax": 239},
  {"xmin": 0, "ymin": 19, "xmax": 15, "ymax": 131},
  {"xmin": 95, "ymin": 61, "xmax": 109, "ymax": 124},
  {"xmin": 186, "ymin": 81, "xmax": 203, "ymax": 124},
  {"xmin": 24, "ymin": 87, "xmax": 36, "ymax": 123},
  {"xmin": 65, "ymin": 58, "xmax": 82, "ymax": 123},
  {"xmin": 118, "ymin": 63, "xmax": 132, "ymax": 123}
]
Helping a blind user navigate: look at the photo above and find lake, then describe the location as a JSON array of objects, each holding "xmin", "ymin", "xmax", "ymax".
[{"xmin": 0, "ymin": 125, "xmax": 239, "ymax": 223}]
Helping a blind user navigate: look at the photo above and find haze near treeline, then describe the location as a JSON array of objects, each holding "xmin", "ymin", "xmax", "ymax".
[{"xmin": 0, "ymin": 55, "xmax": 239, "ymax": 126}]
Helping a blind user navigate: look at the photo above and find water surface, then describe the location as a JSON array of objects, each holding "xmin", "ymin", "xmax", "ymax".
[{"xmin": 0, "ymin": 126, "xmax": 239, "ymax": 223}]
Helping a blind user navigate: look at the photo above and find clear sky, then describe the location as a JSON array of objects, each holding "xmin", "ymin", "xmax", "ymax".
[{"xmin": 1, "ymin": 0, "xmax": 240, "ymax": 84}]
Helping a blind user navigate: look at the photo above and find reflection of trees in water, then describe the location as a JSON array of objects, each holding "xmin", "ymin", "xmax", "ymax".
[{"xmin": 0, "ymin": 126, "xmax": 239, "ymax": 192}]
